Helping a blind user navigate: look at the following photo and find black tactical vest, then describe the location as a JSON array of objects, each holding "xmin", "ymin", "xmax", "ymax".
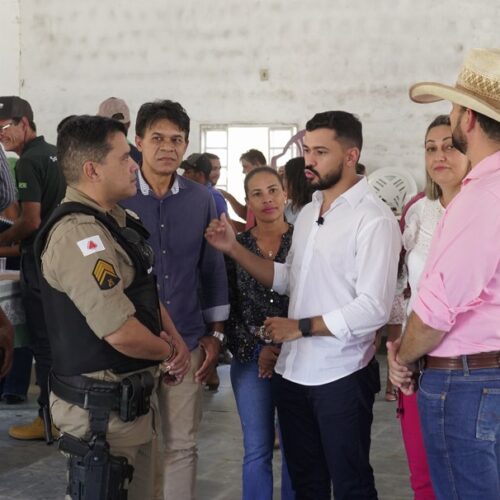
[{"xmin": 34, "ymin": 202, "xmax": 161, "ymax": 376}]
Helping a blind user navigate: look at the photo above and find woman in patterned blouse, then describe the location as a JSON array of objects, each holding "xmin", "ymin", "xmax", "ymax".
[{"xmin": 225, "ymin": 166, "xmax": 295, "ymax": 500}]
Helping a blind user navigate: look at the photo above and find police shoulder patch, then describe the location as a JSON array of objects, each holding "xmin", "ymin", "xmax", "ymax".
[{"xmin": 92, "ymin": 259, "xmax": 121, "ymax": 290}]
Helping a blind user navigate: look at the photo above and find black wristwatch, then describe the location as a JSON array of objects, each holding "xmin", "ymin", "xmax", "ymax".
[{"xmin": 299, "ymin": 318, "xmax": 312, "ymax": 337}]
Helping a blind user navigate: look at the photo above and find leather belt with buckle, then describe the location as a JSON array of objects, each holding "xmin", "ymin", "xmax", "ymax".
[{"xmin": 424, "ymin": 351, "xmax": 500, "ymax": 370}]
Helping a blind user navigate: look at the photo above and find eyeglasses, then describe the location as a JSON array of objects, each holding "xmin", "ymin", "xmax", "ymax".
[{"xmin": 0, "ymin": 122, "xmax": 13, "ymax": 133}]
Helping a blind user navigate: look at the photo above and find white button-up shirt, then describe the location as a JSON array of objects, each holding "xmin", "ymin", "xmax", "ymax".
[{"xmin": 273, "ymin": 177, "xmax": 401, "ymax": 385}]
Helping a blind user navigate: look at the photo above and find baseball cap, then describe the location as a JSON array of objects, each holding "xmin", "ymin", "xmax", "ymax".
[
  {"xmin": 0, "ymin": 96, "xmax": 34, "ymax": 122},
  {"xmin": 181, "ymin": 153, "xmax": 212, "ymax": 177},
  {"xmin": 97, "ymin": 97, "xmax": 131, "ymax": 124}
]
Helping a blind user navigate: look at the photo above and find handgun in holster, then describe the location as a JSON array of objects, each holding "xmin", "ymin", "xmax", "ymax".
[
  {"xmin": 51, "ymin": 370, "xmax": 155, "ymax": 500},
  {"xmin": 59, "ymin": 432, "xmax": 133, "ymax": 500}
]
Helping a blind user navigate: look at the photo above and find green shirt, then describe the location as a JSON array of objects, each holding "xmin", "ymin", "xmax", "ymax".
[{"xmin": 15, "ymin": 136, "xmax": 66, "ymax": 249}]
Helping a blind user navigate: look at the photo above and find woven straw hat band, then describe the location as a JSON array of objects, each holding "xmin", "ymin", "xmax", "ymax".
[{"xmin": 456, "ymin": 65, "xmax": 500, "ymax": 109}]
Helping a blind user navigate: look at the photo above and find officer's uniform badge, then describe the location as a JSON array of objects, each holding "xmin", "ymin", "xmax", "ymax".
[{"xmin": 92, "ymin": 259, "xmax": 121, "ymax": 290}]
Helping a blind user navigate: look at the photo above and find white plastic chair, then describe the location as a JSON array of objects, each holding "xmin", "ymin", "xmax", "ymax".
[{"xmin": 367, "ymin": 167, "xmax": 418, "ymax": 216}]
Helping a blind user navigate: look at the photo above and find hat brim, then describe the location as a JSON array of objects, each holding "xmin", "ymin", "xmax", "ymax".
[{"xmin": 409, "ymin": 82, "xmax": 500, "ymax": 122}]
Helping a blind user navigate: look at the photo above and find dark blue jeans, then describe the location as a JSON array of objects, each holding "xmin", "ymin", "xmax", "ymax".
[
  {"xmin": 272, "ymin": 359, "xmax": 380, "ymax": 500},
  {"xmin": 418, "ymin": 366, "xmax": 500, "ymax": 500}
]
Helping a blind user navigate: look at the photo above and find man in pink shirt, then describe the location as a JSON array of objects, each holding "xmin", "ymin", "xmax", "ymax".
[{"xmin": 389, "ymin": 48, "xmax": 500, "ymax": 500}]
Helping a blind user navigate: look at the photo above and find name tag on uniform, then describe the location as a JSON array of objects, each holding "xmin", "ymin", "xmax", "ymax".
[{"xmin": 77, "ymin": 235, "xmax": 106, "ymax": 256}]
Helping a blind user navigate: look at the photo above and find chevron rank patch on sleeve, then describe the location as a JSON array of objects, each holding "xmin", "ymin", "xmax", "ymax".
[{"xmin": 92, "ymin": 258, "xmax": 121, "ymax": 290}]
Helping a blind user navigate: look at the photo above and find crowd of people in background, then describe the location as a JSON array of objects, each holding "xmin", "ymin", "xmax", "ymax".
[{"xmin": 0, "ymin": 47, "xmax": 499, "ymax": 500}]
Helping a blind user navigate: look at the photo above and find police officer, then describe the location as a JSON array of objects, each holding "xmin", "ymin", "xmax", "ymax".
[{"xmin": 36, "ymin": 115, "xmax": 190, "ymax": 499}]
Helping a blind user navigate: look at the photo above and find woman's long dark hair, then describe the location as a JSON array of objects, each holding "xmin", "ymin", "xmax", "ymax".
[{"xmin": 284, "ymin": 157, "xmax": 312, "ymax": 211}]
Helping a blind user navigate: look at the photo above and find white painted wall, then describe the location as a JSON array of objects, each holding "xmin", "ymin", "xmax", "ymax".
[
  {"xmin": 4, "ymin": 0, "xmax": 500, "ymax": 188},
  {"xmin": 0, "ymin": 0, "xmax": 21, "ymax": 94}
]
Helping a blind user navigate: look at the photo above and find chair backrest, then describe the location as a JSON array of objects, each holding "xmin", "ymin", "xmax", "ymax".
[
  {"xmin": 270, "ymin": 129, "xmax": 305, "ymax": 168},
  {"xmin": 367, "ymin": 167, "xmax": 418, "ymax": 216}
]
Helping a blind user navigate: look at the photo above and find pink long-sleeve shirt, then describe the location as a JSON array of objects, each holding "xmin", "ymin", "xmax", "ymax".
[{"xmin": 413, "ymin": 151, "xmax": 500, "ymax": 357}]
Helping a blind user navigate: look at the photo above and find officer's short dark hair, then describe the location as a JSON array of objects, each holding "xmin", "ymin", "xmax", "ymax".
[
  {"xmin": 57, "ymin": 115, "xmax": 127, "ymax": 186},
  {"xmin": 135, "ymin": 100, "xmax": 190, "ymax": 140},
  {"xmin": 306, "ymin": 111, "xmax": 363, "ymax": 151}
]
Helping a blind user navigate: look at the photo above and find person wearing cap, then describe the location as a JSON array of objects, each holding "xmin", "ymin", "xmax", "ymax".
[
  {"xmin": 121, "ymin": 99, "xmax": 229, "ymax": 500},
  {"xmin": 98, "ymin": 97, "xmax": 142, "ymax": 166},
  {"xmin": 0, "ymin": 96, "xmax": 66, "ymax": 440},
  {"xmin": 182, "ymin": 153, "xmax": 228, "ymax": 218},
  {"xmin": 388, "ymin": 48, "xmax": 500, "ymax": 499}
]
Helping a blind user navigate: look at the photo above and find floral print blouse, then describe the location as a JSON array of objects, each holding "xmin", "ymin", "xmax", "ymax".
[{"xmin": 225, "ymin": 225, "xmax": 293, "ymax": 363}]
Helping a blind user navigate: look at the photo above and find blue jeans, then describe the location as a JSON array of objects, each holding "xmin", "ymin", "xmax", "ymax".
[
  {"xmin": 418, "ymin": 367, "xmax": 500, "ymax": 500},
  {"xmin": 231, "ymin": 357, "xmax": 295, "ymax": 500}
]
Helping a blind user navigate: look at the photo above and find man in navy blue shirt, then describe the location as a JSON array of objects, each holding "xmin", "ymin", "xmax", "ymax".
[{"xmin": 121, "ymin": 100, "xmax": 229, "ymax": 500}]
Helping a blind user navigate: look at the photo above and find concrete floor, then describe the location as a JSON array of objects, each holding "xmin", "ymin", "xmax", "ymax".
[{"xmin": 0, "ymin": 356, "xmax": 412, "ymax": 499}]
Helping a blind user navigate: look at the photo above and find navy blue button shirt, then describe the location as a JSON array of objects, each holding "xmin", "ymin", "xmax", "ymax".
[
  {"xmin": 207, "ymin": 183, "xmax": 228, "ymax": 218},
  {"xmin": 121, "ymin": 171, "xmax": 229, "ymax": 350}
]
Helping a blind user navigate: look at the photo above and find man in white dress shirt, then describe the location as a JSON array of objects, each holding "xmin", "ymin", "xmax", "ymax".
[{"xmin": 205, "ymin": 111, "xmax": 401, "ymax": 500}]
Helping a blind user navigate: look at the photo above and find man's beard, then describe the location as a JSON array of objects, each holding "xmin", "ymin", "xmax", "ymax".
[
  {"xmin": 306, "ymin": 163, "xmax": 343, "ymax": 191},
  {"xmin": 452, "ymin": 125, "xmax": 468, "ymax": 155}
]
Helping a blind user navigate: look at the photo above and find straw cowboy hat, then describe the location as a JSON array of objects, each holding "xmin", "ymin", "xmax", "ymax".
[{"xmin": 409, "ymin": 48, "xmax": 500, "ymax": 123}]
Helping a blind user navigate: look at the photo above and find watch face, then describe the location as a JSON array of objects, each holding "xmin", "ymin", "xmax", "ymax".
[{"xmin": 299, "ymin": 318, "xmax": 311, "ymax": 336}]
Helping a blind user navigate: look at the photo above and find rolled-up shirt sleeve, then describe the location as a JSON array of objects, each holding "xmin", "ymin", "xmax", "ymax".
[
  {"xmin": 272, "ymin": 244, "xmax": 293, "ymax": 295},
  {"xmin": 413, "ymin": 194, "xmax": 500, "ymax": 332}
]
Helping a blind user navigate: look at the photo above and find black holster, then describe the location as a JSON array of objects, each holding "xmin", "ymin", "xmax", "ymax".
[
  {"xmin": 59, "ymin": 433, "xmax": 133, "ymax": 500},
  {"xmin": 50, "ymin": 371, "xmax": 155, "ymax": 422},
  {"xmin": 51, "ymin": 370, "xmax": 155, "ymax": 499}
]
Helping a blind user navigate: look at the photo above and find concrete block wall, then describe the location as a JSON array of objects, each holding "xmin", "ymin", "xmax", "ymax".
[{"xmin": 2, "ymin": 0, "xmax": 499, "ymax": 187}]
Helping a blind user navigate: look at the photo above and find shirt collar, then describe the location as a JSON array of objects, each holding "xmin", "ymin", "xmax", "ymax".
[
  {"xmin": 22, "ymin": 135, "xmax": 45, "ymax": 153},
  {"xmin": 64, "ymin": 186, "xmax": 127, "ymax": 226},
  {"xmin": 462, "ymin": 150, "xmax": 500, "ymax": 186},
  {"xmin": 312, "ymin": 176, "xmax": 370, "ymax": 209},
  {"xmin": 137, "ymin": 168, "xmax": 181, "ymax": 196}
]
